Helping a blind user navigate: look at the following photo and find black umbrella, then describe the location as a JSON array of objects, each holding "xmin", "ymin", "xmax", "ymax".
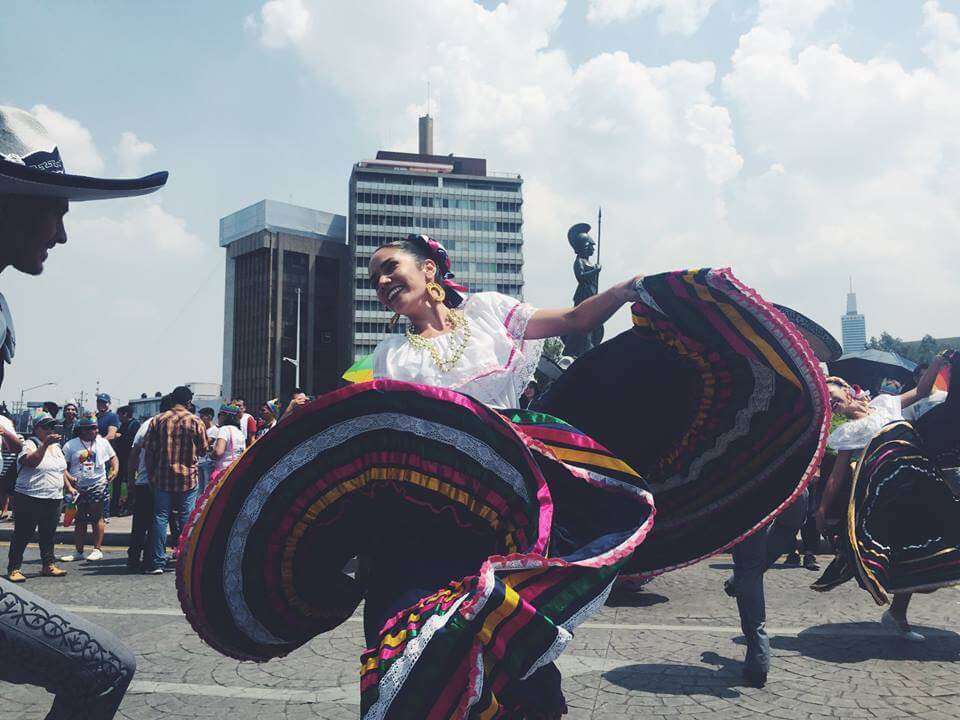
[{"xmin": 827, "ymin": 349, "xmax": 917, "ymax": 394}]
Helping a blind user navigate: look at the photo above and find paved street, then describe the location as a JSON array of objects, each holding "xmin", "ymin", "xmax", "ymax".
[{"xmin": 2, "ymin": 544, "xmax": 959, "ymax": 719}]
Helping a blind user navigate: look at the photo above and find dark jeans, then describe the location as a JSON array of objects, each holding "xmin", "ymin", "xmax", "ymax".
[
  {"xmin": 127, "ymin": 484, "xmax": 154, "ymax": 568},
  {"xmin": 732, "ymin": 527, "xmax": 771, "ymax": 674},
  {"xmin": 150, "ymin": 486, "xmax": 198, "ymax": 570},
  {"xmin": 798, "ymin": 514, "xmax": 820, "ymax": 554},
  {"xmin": 0, "ymin": 576, "xmax": 136, "ymax": 718},
  {"xmin": 109, "ymin": 471, "xmax": 124, "ymax": 516},
  {"xmin": 8, "ymin": 493, "xmax": 60, "ymax": 571}
]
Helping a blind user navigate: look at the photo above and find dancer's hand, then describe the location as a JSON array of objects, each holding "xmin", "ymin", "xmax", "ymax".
[{"xmin": 615, "ymin": 275, "xmax": 646, "ymax": 303}]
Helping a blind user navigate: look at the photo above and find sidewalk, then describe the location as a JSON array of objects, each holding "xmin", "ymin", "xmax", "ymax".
[{"xmin": 0, "ymin": 513, "xmax": 133, "ymax": 546}]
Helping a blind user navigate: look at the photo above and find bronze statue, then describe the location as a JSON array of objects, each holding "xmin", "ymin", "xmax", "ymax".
[{"xmin": 562, "ymin": 222, "xmax": 603, "ymax": 357}]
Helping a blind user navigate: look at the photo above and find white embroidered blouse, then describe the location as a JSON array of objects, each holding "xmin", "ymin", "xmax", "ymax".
[
  {"xmin": 372, "ymin": 292, "xmax": 543, "ymax": 409},
  {"xmin": 827, "ymin": 393, "xmax": 903, "ymax": 452}
]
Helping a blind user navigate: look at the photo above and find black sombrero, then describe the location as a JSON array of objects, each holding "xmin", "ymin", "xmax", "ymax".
[
  {"xmin": 0, "ymin": 106, "xmax": 167, "ymax": 200},
  {"xmin": 773, "ymin": 304, "xmax": 842, "ymax": 362}
]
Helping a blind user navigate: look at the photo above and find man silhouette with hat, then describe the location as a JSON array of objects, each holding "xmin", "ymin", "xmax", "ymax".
[{"xmin": 0, "ymin": 104, "xmax": 167, "ymax": 719}]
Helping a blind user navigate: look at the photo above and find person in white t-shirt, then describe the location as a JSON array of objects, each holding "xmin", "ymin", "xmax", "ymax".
[
  {"xmin": 6, "ymin": 413, "xmax": 74, "ymax": 581},
  {"xmin": 210, "ymin": 404, "xmax": 246, "ymax": 484},
  {"xmin": 59, "ymin": 415, "xmax": 117, "ymax": 562}
]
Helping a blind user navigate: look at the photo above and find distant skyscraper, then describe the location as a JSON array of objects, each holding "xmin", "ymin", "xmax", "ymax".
[
  {"xmin": 220, "ymin": 200, "xmax": 350, "ymax": 408},
  {"xmin": 348, "ymin": 115, "xmax": 524, "ymax": 360},
  {"xmin": 841, "ymin": 278, "xmax": 867, "ymax": 353}
]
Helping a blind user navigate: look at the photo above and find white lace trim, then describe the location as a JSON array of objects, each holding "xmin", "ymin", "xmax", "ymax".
[
  {"xmin": 520, "ymin": 626, "xmax": 572, "ymax": 681},
  {"xmin": 505, "ymin": 301, "xmax": 536, "ymax": 341},
  {"xmin": 362, "ymin": 593, "xmax": 469, "ymax": 720},
  {"xmin": 560, "ymin": 578, "xmax": 616, "ymax": 633},
  {"xmin": 224, "ymin": 413, "xmax": 531, "ymax": 647}
]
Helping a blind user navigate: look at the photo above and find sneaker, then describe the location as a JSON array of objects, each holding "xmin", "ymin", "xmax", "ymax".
[
  {"xmin": 59, "ymin": 553, "xmax": 79, "ymax": 562},
  {"xmin": 6, "ymin": 569, "xmax": 26, "ymax": 583},
  {"xmin": 881, "ymin": 610, "xmax": 925, "ymax": 642},
  {"xmin": 42, "ymin": 565, "xmax": 67, "ymax": 577},
  {"xmin": 143, "ymin": 567, "xmax": 164, "ymax": 575},
  {"xmin": 810, "ymin": 555, "xmax": 854, "ymax": 592},
  {"xmin": 784, "ymin": 550, "xmax": 801, "ymax": 567},
  {"xmin": 84, "ymin": 549, "xmax": 104, "ymax": 561},
  {"xmin": 803, "ymin": 553, "xmax": 821, "ymax": 571}
]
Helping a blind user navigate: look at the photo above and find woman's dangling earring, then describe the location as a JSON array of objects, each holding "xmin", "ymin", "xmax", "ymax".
[
  {"xmin": 426, "ymin": 281, "xmax": 446, "ymax": 303},
  {"xmin": 388, "ymin": 313, "xmax": 400, "ymax": 331}
]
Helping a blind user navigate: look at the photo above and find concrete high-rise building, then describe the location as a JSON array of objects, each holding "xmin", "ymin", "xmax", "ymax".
[
  {"xmin": 349, "ymin": 116, "xmax": 524, "ymax": 359},
  {"xmin": 841, "ymin": 279, "xmax": 867, "ymax": 353},
  {"xmin": 221, "ymin": 200, "xmax": 350, "ymax": 409}
]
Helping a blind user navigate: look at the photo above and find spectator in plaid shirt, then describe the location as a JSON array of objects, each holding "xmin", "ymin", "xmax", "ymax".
[{"xmin": 143, "ymin": 385, "xmax": 208, "ymax": 574}]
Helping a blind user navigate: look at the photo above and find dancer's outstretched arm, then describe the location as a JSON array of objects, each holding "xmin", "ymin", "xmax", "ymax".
[
  {"xmin": 524, "ymin": 275, "xmax": 643, "ymax": 340},
  {"xmin": 899, "ymin": 350, "xmax": 951, "ymax": 409}
]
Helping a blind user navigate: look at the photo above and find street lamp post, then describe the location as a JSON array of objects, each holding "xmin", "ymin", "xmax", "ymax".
[
  {"xmin": 282, "ymin": 288, "xmax": 302, "ymax": 389},
  {"xmin": 19, "ymin": 381, "xmax": 57, "ymax": 431}
]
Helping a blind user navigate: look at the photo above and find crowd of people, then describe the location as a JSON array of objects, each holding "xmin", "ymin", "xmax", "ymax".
[{"xmin": 0, "ymin": 390, "xmax": 296, "ymax": 578}]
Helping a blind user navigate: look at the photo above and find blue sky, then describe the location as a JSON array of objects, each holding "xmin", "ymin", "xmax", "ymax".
[{"xmin": 2, "ymin": 0, "xmax": 958, "ymax": 407}]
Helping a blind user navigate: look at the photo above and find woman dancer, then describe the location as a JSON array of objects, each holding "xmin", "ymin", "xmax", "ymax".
[
  {"xmin": 179, "ymin": 235, "xmax": 827, "ymax": 719},
  {"xmin": 813, "ymin": 352, "xmax": 958, "ymax": 640}
]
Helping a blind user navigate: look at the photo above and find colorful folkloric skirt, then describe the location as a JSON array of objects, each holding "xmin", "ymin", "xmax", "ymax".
[
  {"xmin": 177, "ymin": 267, "xmax": 829, "ymax": 718},
  {"xmin": 177, "ymin": 380, "xmax": 655, "ymax": 718},
  {"xmin": 537, "ymin": 268, "xmax": 829, "ymax": 577},
  {"xmin": 848, "ymin": 356, "xmax": 960, "ymax": 604}
]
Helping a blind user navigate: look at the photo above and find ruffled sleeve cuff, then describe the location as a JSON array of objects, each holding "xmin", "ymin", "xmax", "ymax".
[{"xmin": 504, "ymin": 301, "xmax": 538, "ymax": 342}]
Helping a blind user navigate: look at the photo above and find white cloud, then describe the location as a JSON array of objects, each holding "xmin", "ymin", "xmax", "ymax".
[
  {"xmin": 70, "ymin": 201, "xmax": 200, "ymax": 258},
  {"xmin": 29, "ymin": 104, "xmax": 104, "ymax": 175},
  {"xmin": 586, "ymin": 0, "xmax": 718, "ymax": 36},
  {"xmin": 755, "ymin": 0, "xmax": 836, "ymax": 33},
  {"xmin": 250, "ymin": 0, "xmax": 311, "ymax": 47},
  {"xmin": 2, "ymin": 197, "xmax": 215, "ymax": 405},
  {"xmin": 719, "ymin": 0, "xmax": 960, "ymax": 338},
  {"xmin": 113, "ymin": 131, "xmax": 157, "ymax": 177},
  {"xmin": 248, "ymin": 0, "xmax": 957, "ymax": 342},
  {"xmin": 243, "ymin": 0, "xmax": 740, "ymax": 337}
]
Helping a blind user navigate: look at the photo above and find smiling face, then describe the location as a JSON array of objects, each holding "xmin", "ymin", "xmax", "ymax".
[
  {"xmin": 827, "ymin": 382, "xmax": 864, "ymax": 418},
  {"xmin": 0, "ymin": 195, "xmax": 69, "ymax": 275},
  {"xmin": 368, "ymin": 247, "xmax": 437, "ymax": 315},
  {"xmin": 63, "ymin": 405, "xmax": 78, "ymax": 421}
]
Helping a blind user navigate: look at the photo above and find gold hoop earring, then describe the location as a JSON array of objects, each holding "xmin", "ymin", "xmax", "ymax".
[
  {"xmin": 426, "ymin": 281, "xmax": 446, "ymax": 303},
  {"xmin": 388, "ymin": 313, "xmax": 400, "ymax": 331}
]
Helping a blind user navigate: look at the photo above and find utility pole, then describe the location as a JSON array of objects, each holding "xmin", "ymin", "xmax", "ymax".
[{"xmin": 282, "ymin": 288, "xmax": 302, "ymax": 389}]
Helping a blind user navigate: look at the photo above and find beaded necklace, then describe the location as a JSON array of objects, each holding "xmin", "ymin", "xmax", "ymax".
[{"xmin": 405, "ymin": 308, "xmax": 472, "ymax": 372}]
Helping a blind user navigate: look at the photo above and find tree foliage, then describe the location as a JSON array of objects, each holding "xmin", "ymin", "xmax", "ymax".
[
  {"xmin": 543, "ymin": 337, "xmax": 565, "ymax": 362},
  {"xmin": 867, "ymin": 332, "xmax": 953, "ymax": 364}
]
